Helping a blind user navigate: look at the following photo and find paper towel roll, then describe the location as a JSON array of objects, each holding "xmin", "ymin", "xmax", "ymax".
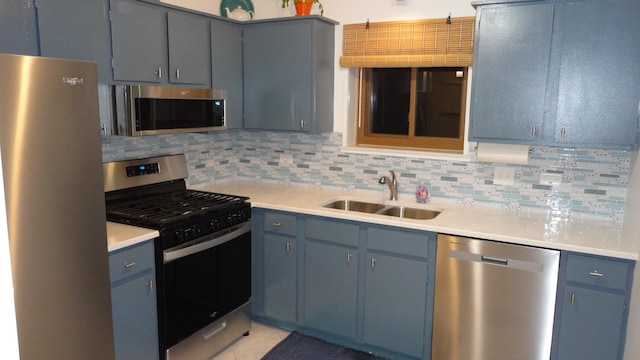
[{"xmin": 477, "ymin": 143, "xmax": 530, "ymax": 165}]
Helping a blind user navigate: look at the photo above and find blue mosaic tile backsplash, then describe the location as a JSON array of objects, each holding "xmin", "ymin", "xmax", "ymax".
[{"xmin": 102, "ymin": 130, "xmax": 630, "ymax": 223}]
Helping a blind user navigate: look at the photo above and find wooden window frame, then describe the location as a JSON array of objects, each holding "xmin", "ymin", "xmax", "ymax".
[{"xmin": 356, "ymin": 67, "xmax": 467, "ymax": 152}]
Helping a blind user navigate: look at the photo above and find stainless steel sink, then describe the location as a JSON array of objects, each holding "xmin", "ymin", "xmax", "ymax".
[
  {"xmin": 379, "ymin": 206, "xmax": 441, "ymax": 220},
  {"xmin": 322, "ymin": 199, "xmax": 386, "ymax": 213},
  {"xmin": 321, "ymin": 198, "xmax": 441, "ymax": 220}
]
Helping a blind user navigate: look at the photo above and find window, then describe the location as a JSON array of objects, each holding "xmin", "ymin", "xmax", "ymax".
[{"xmin": 357, "ymin": 67, "xmax": 467, "ymax": 151}]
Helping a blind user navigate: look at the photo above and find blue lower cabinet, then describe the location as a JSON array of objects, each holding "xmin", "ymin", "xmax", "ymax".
[
  {"xmin": 253, "ymin": 211, "xmax": 437, "ymax": 359},
  {"xmin": 304, "ymin": 217, "xmax": 360, "ymax": 339},
  {"xmin": 263, "ymin": 231, "xmax": 297, "ymax": 323},
  {"xmin": 552, "ymin": 253, "xmax": 634, "ymax": 360},
  {"xmin": 363, "ymin": 226, "xmax": 435, "ymax": 359},
  {"xmin": 252, "ymin": 209, "xmax": 299, "ymax": 324},
  {"xmin": 364, "ymin": 252, "xmax": 429, "ymax": 358},
  {"xmin": 304, "ymin": 238, "xmax": 359, "ymax": 338},
  {"xmin": 109, "ymin": 241, "xmax": 159, "ymax": 360}
]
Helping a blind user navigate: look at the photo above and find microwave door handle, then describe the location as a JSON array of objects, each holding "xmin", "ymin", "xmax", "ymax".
[{"xmin": 163, "ymin": 222, "xmax": 251, "ymax": 263}]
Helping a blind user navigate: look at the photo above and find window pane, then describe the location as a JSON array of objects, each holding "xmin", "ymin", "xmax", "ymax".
[
  {"xmin": 369, "ymin": 68, "xmax": 411, "ymax": 135},
  {"xmin": 414, "ymin": 68, "xmax": 463, "ymax": 138}
]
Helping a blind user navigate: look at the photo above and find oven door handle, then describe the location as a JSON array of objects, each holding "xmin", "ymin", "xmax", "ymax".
[{"xmin": 163, "ymin": 221, "xmax": 251, "ymax": 263}]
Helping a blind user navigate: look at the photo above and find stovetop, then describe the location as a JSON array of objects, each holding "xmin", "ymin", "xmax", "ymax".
[
  {"xmin": 106, "ymin": 189, "xmax": 249, "ymax": 228},
  {"xmin": 103, "ymin": 155, "xmax": 251, "ymax": 248}
]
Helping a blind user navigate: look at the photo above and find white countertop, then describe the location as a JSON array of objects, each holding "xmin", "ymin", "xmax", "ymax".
[
  {"xmin": 107, "ymin": 222, "xmax": 159, "ymax": 252},
  {"xmin": 194, "ymin": 181, "xmax": 638, "ymax": 260}
]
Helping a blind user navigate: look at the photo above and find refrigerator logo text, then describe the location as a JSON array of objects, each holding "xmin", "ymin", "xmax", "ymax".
[{"xmin": 62, "ymin": 77, "xmax": 84, "ymax": 85}]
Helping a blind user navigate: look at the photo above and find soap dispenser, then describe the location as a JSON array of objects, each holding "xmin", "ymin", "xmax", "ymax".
[{"xmin": 415, "ymin": 183, "xmax": 428, "ymax": 203}]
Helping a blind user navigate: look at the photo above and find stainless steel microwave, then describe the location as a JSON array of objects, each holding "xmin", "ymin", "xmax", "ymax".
[{"xmin": 112, "ymin": 85, "xmax": 226, "ymax": 136}]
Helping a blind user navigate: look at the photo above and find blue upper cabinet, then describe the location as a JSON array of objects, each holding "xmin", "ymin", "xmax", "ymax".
[
  {"xmin": 0, "ymin": 0, "xmax": 39, "ymax": 55},
  {"xmin": 109, "ymin": 0, "xmax": 211, "ymax": 86},
  {"xmin": 211, "ymin": 20, "xmax": 243, "ymax": 129},
  {"xmin": 470, "ymin": 2, "xmax": 554, "ymax": 143},
  {"xmin": 35, "ymin": 0, "xmax": 112, "ymax": 83},
  {"xmin": 166, "ymin": 11, "xmax": 211, "ymax": 85},
  {"xmin": 243, "ymin": 17, "xmax": 336, "ymax": 133},
  {"xmin": 470, "ymin": 0, "xmax": 640, "ymax": 149},
  {"xmin": 553, "ymin": 0, "xmax": 640, "ymax": 148}
]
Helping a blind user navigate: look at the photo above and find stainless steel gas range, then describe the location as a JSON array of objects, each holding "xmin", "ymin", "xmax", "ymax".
[{"xmin": 104, "ymin": 154, "xmax": 251, "ymax": 360}]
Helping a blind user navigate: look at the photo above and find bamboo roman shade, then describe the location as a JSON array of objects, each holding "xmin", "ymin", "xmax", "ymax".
[{"xmin": 340, "ymin": 16, "xmax": 476, "ymax": 68}]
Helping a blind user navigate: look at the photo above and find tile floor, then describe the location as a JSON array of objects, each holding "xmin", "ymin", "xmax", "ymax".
[{"xmin": 213, "ymin": 322, "xmax": 291, "ymax": 360}]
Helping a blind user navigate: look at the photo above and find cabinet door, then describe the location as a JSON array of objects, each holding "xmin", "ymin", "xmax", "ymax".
[
  {"xmin": 109, "ymin": 0, "xmax": 166, "ymax": 82},
  {"xmin": 470, "ymin": 2, "xmax": 554, "ymax": 142},
  {"xmin": 304, "ymin": 239, "xmax": 358, "ymax": 339},
  {"xmin": 555, "ymin": 285, "xmax": 625, "ymax": 360},
  {"xmin": 263, "ymin": 233, "xmax": 297, "ymax": 323},
  {"xmin": 554, "ymin": 0, "xmax": 640, "ymax": 147},
  {"xmin": 0, "ymin": 0, "xmax": 38, "ymax": 55},
  {"xmin": 35, "ymin": 0, "xmax": 111, "ymax": 82},
  {"xmin": 243, "ymin": 21, "xmax": 312, "ymax": 131},
  {"xmin": 364, "ymin": 251, "xmax": 428, "ymax": 358},
  {"xmin": 111, "ymin": 273, "xmax": 159, "ymax": 360},
  {"xmin": 211, "ymin": 20, "xmax": 243, "ymax": 128},
  {"xmin": 167, "ymin": 12, "xmax": 211, "ymax": 86}
]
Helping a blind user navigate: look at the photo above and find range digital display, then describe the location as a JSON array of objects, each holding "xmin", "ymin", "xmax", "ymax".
[{"xmin": 126, "ymin": 162, "xmax": 160, "ymax": 177}]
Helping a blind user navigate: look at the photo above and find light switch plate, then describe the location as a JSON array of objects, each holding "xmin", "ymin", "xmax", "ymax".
[{"xmin": 493, "ymin": 166, "xmax": 515, "ymax": 186}]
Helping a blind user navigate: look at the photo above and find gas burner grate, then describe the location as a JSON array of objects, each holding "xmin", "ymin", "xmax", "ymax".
[{"xmin": 106, "ymin": 190, "xmax": 248, "ymax": 225}]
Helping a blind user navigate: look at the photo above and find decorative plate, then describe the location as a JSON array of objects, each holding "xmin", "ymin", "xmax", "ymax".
[{"xmin": 220, "ymin": 0, "xmax": 255, "ymax": 18}]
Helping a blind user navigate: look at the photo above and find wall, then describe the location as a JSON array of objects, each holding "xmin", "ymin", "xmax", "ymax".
[{"xmin": 103, "ymin": 132, "xmax": 630, "ymax": 223}]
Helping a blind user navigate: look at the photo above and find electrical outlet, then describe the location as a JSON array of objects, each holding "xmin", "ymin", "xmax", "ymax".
[
  {"xmin": 279, "ymin": 154, "xmax": 293, "ymax": 165},
  {"xmin": 539, "ymin": 173, "xmax": 562, "ymax": 187},
  {"xmin": 493, "ymin": 166, "xmax": 515, "ymax": 186}
]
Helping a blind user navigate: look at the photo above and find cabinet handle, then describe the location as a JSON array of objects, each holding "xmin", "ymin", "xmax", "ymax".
[
  {"xmin": 147, "ymin": 280, "xmax": 153, "ymax": 291},
  {"xmin": 347, "ymin": 252, "xmax": 353, "ymax": 263},
  {"xmin": 371, "ymin": 257, "xmax": 376, "ymax": 268},
  {"xmin": 300, "ymin": 119, "xmax": 305, "ymax": 129},
  {"xmin": 175, "ymin": 68, "xmax": 180, "ymax": 79},
  {"xmin": 531, "ymin": 126, "xmax": 537, "ymax": 137},
  {"xmin": 124, "ymin": 261, "xmax": 136, "ymax": 268},
  {"xmin": 570, "ymin": 292, "xmax": 576, "ymax": 305},
  {"xmin": 271, "ymin": 222, "xmax": 281, "ymax": 228},
  {"xmin": 560, "ymin": 127, "xmax": 566, "ymax": 138},
  {"xmin": 155, "ymin": 67, "xmax": 162, "ymax": 79},
  {"xmin": 286, "ymin": 241, "xmax": 293, "ymax": 252},
  {"xmin": 589, "ymin": 270, "xmax": 604, "ymax": 277}
]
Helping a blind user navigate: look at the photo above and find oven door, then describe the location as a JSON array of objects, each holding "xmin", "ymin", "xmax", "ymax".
[{"xmin": 162, "ymin": 221, "xmax": 251, "ymax": 350}]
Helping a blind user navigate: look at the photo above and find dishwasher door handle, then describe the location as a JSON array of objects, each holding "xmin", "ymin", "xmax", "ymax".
[
  {"xmin": 449, "ymin": 249, "xmax": 543, "ymax": 273},
  {"xmin": 481, "ymin": 255, "xmax": 509, "ymax": 266}
]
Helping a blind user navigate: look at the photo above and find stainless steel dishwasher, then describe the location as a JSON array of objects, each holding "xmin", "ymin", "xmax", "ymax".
[{"xmin": 431, "ymin": 234, "xmax": 560, "ymax": 360}]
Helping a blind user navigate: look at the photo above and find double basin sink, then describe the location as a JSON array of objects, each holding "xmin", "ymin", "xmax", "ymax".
[{"xmin": 322, "ymin": 198, "xmax": 441, "ymax": 220}]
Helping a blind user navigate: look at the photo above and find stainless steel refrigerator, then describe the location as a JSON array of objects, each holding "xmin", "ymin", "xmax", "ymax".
[{"xmin": 0, "ymin": 53, "xmax": 115, "ymax": 359}]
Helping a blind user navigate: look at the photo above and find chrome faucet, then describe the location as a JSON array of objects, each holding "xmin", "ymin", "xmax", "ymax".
[{"xmin": 378, "ymin": 170, "xmax": 398, "ymax": 200}]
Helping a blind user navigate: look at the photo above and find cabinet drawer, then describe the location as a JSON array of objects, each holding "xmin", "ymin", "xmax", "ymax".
[
  {"xmin": 565, "ymin": 254, "xmax": 632, "ymax": 291},
  {"xmin": 306, "ymin": 217, "xmax": 359, "ymax": 247},
  {"xmin": 367, "ymin": 226, "xmax": 430, "ymax": 258},
  {"xmin": 109, "ymin": 240, "xmax": 155, "ymax": 284},
  {"xmin": 263, "ymin": 211, "xmax": 297, "ymax": 236}
]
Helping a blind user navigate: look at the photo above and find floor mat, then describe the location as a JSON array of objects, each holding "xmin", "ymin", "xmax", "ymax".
[{"xmin": 261, "ymin": 331, "xmax": 386, "ymax": 360}]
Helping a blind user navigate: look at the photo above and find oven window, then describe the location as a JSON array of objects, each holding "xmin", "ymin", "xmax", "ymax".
[
  {"xmin": 136, "ymin": 98, "xmax": 224, "ymax": 130},
  {"xmin": 163, "ymin": 231, "xmax": 251, "ymax": 347}
]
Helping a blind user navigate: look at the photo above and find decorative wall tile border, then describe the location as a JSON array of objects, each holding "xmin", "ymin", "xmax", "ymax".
[{"xmin": 102, "ymin": 131, "xmax": 630, "ymax": 223}]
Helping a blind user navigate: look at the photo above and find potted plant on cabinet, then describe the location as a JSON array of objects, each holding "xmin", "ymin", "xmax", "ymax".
[{"xmin": 282, "ymin": 0, "xmax": 324, "ymax": 16}]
